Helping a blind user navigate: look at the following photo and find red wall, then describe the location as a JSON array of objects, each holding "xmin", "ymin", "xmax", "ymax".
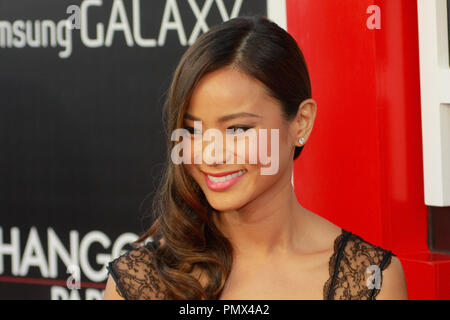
[{"xmin": 288, "ymin": 0, "xmax": 450, "ymax": 299}]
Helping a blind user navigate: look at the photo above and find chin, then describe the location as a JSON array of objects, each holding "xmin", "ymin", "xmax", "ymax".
[{"xmin": 203, "ymin": 192, "xmax": 250, "ymax": 212}]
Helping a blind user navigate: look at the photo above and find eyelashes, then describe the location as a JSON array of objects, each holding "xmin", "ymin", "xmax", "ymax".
[
  {"xmin": 183, "ymin": 126, "xmax": 201, "ymax": 135},
  {"xmin": 182, "ymin": 125, "xmax": 254, "ymax": 136},
  {"xmin": 226, "ymin": 126, "xmax": 253, "ymax": 134}
]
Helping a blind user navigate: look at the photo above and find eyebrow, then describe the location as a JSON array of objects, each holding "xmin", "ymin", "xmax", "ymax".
[{"xmin": 184, "ymin": 112, "xmax": 262, "ymax": 122}]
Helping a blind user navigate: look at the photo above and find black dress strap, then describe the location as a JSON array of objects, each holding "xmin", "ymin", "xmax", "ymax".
[
  {"xmin": 324, "ymin": 229, "xmax": 396, "ymax": 300},
  {"xmin": 105, "ymin": 240, "xmax": 167, "ymax": 299},
  {"xmin": 325, "ymin": 229, "xmax": 352, "ymax": 299},
  {"xmin": 106, "ymin": 260, "xmax": 129, "ymax": 299}
]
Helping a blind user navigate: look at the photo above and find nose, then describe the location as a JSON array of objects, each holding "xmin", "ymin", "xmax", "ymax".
[{"xmin": 196, "ymin": 132, "xmax": 235, "ymax": 166}]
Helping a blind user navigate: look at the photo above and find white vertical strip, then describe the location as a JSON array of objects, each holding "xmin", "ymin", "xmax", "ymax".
[
  {"xmin": 267, "ymin": 0, "xmax": 287, "ymax": 30},
  {"xmin": 417, "ymin": 0, "xmax": 450, "ymax": 205}
]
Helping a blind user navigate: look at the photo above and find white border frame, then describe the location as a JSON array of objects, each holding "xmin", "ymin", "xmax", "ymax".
[
  {"xmin": 417, "ymin": 0, "xmax": 450, "ymax": 205},
  {"xmin": 267, "ymin": 0, "xmax": 287, "ymax": 30}
]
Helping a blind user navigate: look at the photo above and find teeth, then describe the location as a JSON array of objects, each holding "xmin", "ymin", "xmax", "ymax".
[{"xmin": 208, "ymin": 170, "xmax": 246, "ymax": 183}]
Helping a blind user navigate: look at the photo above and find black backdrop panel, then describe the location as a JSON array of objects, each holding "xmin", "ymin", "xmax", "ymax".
[{"xmin": 0, "ymin": 0, "xmax": 267, "ymax": 299}]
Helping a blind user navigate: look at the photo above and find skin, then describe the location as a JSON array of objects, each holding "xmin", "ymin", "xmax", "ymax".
[
  {"xmin": 104, "ymin": 65, "xmax": 409, "ymax": 300},
  {"xmin": 184, "ymin": 65, "xmax": 319, "ymax": 259}
]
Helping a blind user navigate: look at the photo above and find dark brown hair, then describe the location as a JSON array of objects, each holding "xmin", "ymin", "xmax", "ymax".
[{"xmin": 134, "ymin": 15, "xmax": 312, "ymax": 299}]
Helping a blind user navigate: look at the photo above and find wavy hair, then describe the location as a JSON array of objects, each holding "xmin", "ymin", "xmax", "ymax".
[{"xmin": 133, "ymin": 15, "xmax": 312, "ymax": 299}]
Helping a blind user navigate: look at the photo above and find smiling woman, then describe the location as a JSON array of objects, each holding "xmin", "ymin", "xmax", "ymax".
[
  {"xmin": 103, "ymin": 15, "xmax": 408, "ymax": 300},
  {"xmin": 170, "ymin": 117, "xmax": 280, "ymax": 174}
]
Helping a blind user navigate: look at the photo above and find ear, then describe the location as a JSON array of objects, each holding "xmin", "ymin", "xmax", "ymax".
[{"xmin": 289, "ymin": 98, "xmax": 317, "ymax": 146}]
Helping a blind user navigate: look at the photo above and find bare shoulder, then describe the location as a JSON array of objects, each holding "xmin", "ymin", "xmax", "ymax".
[
  {"xmin": 341, "ymin": 232, "xmax": 408, "ymax": 300},
  {"xmin": 302, "ymin": 208, "xmax": 343, "ymax": 252},
  {"xmin": 103, "ymin": 243, "xmax": 167, "ymax": 300},
  {"xmin": 304, "ymin": 209, "xmax": 409, "ymax": 300},
  {"xmin": 103, "ymin": 274, "xmax": 125, "ymax": 300},
  {"xmin": 339, "ymin": 232, "xmax": 408, "ymax": 300},
  {"xmin": 375, "ymin": 255, "xmax": 409, "ymax": 300}
]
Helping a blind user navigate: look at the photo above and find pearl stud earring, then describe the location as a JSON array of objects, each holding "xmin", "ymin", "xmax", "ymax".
[{"xmin": 298, "ymin": 137, "xmax": 305, "ymax": 146}]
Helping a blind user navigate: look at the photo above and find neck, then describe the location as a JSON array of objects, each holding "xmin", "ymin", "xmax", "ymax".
[{"xmin": 213, "ymin": 173, "xmax": 311, "ymax": 259}]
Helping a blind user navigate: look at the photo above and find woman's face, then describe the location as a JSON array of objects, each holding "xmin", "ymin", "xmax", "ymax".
[{"xmin": 182, "ymin": 66, "xmax": 304, "ymax": 212}]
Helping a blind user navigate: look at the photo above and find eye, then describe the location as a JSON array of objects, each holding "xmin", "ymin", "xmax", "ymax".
[
  {"xmin": 227, "ymin": 126, "xmax": 252, "ymax": 135},
  {"xmin": 183, "ymin": 126, "xmax": 202, "ymax": 136}
]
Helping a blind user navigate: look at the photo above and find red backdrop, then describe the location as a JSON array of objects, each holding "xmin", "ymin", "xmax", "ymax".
[{"xmin": 288, "ymin": 0, "xmax": 450, "ymax": 299}]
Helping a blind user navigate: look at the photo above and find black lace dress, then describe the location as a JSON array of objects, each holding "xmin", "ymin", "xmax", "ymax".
[{"xmin": 106, "ymin": 228, "xmax": 395, "ymax": 300}]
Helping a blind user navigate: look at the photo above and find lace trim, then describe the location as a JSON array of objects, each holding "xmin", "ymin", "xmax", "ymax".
[
  {"xmin": 323, "ymin": 229, "xmax": 351, "ymax": 299},
  {"xmin": 108, "ymin": 231, "xmax": 395, "ymax": 300},
  {"xmin": 106, "ymin": 241, "xmax": 167, "ymax": 300},
  {"xmin": 323, "ymin": 229, "xmax": 395, "ymax": 300}
]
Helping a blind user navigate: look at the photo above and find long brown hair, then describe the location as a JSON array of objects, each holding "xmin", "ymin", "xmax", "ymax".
[{"xmin": 133, "ymin": 15, "xmax": 312, "ymax": 299}]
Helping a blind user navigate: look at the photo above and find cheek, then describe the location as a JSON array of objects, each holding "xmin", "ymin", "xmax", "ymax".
[
  {"xmin": 230, "ymin": 130, "xmax": 279, "ymax": 167},
  {"xmin": 278, "ymin": 129, "xmax": 293, "ymax": 160},
  {"xmin": 184, "ymin": 164, "xmax": 201, "ymax": 184},
  {"xmin": 255, "ymin": 127, "xmax": 287, "ymax": 176},
  {"xmin": 224, "ymin": 128, "xmax": 289, "ymax": 176}
]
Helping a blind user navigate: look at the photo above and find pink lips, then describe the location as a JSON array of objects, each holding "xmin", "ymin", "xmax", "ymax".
[{"xmin": 203, "ymin": 169, "xmax": 247, "ymax": 191}]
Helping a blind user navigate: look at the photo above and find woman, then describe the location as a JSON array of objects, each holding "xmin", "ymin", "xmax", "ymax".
[{"xmin": 104, "ymin": 15, "xmax": 408, "ymax": 300}]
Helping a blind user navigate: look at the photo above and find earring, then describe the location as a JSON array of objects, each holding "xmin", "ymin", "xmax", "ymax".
[{"xmin": 298, "ymin": 137, "xmax": 305, "ymax": 146}]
